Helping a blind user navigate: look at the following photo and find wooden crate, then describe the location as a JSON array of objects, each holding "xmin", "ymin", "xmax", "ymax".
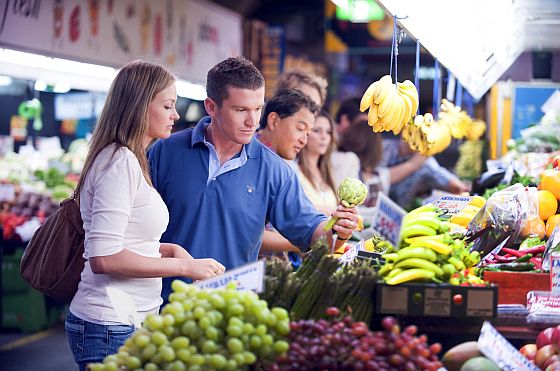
[{"xmin": 483, "ymin": 271, "xmax": 550, "ymax": 305}]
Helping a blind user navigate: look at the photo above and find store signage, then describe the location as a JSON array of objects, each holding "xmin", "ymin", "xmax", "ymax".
[
  {"xmin": 527, "ymin": 291, "xmax": 560, "ymax": 315},
  {"xmin": 339, "ymin": 240, "xmax": 364, "ymax": 264},
  {"xmin": 552, "ymin": 253, "xmax": 560, "ymax": 296},
  {"xmin": 371, "ymin": 192, "xmax": 406, "ymax": 247},
  {"xmin": 478, "ymin": 321, "xmax": 539, "ymax": 371},
  {"xmin": 195, "ymin": 260, "xmax": 265, "ymax": 293},
  {"xmin": 0, "ymin": 0, "xmax": 241, "ymax": 85},
  {"xmin": 433, "ymin": 195, "xmax": 472, "ymax": 219}
]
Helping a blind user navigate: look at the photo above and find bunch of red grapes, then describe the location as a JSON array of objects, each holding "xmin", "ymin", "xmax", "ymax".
[{"xmin": 266, "ymin": 308, "xmax": 443, "ymax": 370}]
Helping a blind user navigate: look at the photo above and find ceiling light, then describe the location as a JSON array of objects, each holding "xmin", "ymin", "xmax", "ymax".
[
  {"xmin": 0, "ymin": 75, "xmax": 12, "ymax": 86},
  {"xmin": 34, "ymin": 80, "xmax": 47, "ymax": 91},
  {"xmin": 53, "ymin": 82, "xmax": 71, "ymax": 93}
]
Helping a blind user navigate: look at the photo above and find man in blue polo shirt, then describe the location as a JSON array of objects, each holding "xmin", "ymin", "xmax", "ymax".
[{"xmin": 148, "ymin": 56, "xmax": 358, "ymax": 301}]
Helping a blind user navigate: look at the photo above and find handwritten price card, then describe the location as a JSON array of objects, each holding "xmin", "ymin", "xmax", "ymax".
[
  {"xmin": 195, "ymin": 260, "xmax": 265, "ymax": 293},
  {"xmin": 433, "ymin": 195, "xmax": 472, "ymax": 219},
  {"xmin": 372, "ymin": 193, "xmax": 406, "ymax": 247}
]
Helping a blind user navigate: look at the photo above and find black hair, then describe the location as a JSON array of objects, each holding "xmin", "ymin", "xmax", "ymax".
[{"xmin": 259, "ymin": 89, "xmax": 319, "ymax": 129}]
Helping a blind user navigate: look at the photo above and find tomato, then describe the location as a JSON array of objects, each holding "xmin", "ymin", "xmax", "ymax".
[{"xmin": 453, "ymin": 294, "xmax": 463, "ymax": 305}]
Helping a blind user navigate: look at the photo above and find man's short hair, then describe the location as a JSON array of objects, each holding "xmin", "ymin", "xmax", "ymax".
[
  {"xmin": 335, "ymin": 97, "xmax": 362, "ymax": 124},
  {"xmin": 275, "ymin": 69, "xmax": 327, "ymax": 105},
  {"xmin": 259, "ymin": 89, "xmax": 319, "ymax": 129},
  {"xmin": 206, "ymin": 56, "xmax": 264, "ymax": 106}
]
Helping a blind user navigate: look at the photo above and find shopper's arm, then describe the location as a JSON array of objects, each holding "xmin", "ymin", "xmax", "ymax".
[
  {"xmin": 90, "ymin": 249, "xmax": 224, "ymax": 280},
  {"xmin": 389, "ymin": 153, "xmax": 427, "ymax": 184},
  {"xmin": 260, "ymin": 230, "xmax": 300, "ymax": 253},
  {"xmin": 311, "ymin": 205, "xmax": 358, "ymax": 251},
  {"xmin": 159, "ymin": 242, "xmax": 193, "ymax": 259}
]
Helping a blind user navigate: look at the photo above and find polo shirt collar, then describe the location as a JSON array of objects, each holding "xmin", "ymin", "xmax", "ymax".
[{"xmin": 191, "ymin": 116, "xmax": 260, "ymax": 158}]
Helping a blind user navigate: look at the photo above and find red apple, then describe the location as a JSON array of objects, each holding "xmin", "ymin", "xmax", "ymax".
[
  {"xmin": 552, "ymin": 326, "xmax": 560, "ymax": 348},
  {"xmin": 520, "ymin": 343, "xmax": 538, "ymax": 361},
  {"xmin": 536, "ymin": 344, "xmax": 557, "ymax": 369},
  {"xmin": 538, "ymin": 328, "xmax": 556, "ymax": 349}
]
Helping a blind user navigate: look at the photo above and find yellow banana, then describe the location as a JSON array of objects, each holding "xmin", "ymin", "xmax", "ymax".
[
  {"xmin": 399, "ymin": 80, "xmax": 419, "ymax": 115},
  {"xmin": 378, "ymin": 87, "xmax": 398, "ymax": 118},
  {"xmin": 384, "ymin": 96, "xmax": 404, "ymax": 132},
  {"xmin": 395, "ymin": 246, "xmax": 438, "ymax": 262},
  {"xmin": 386, "ymin": 268, "xmax": 436, "ymax": 285},
  {"xmin": 367, "ymin": 103, "xmax": 379, "ymax": 126},
  {"xmin": 400, "ymin": 224, "xmax": 437, "ymax": 239},
  {"xmin": 468, "ymin": 195, "xmax": 486, "ymax": 208},
  {"xmin": 448, "ymin": 214, "xmax": 471, "ymax": 227},
  {"xmin": 409, "ymin": 239, "xmax": 452, "ymax": 255},
  {"xmin": 398, "ymin": 91, "xmax": 413, "ymax": 125},
  {"xmin": 461, "ymin": 205, "xmax": 481, "ymax": 216},
  {"xmin": 373, "ymin": 75, "xmax": 392, "ymax": 104},
  {"xmin": 360, "ymin": 81, "xmax": 378, "ymax": 112},
  {"xmin": 394, "ymin": 258, "xmax": 444, "ymax": 277}
]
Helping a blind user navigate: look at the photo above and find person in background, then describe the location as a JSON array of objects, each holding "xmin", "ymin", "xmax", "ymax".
[
  {"xmin": 331, "ymin": 97, "xmax": 363, "ymax": 187},
  {"xmin": 65, "ymin": 60, "xmax": 225, "ymax": 370},
  {"xmin": 381, "ymin": 137, "xmax": 470, "ymax": 209},
  {"xmin": 148, "ymin": 57, "xmax": 359, "ymax": 301},
  {"xmin": 275, "ymin": 68, "xmax": 328, "ymax": 108},
  {"xmin": 297, "ymin": 109, "xmax": 338, "ymax": 215},
  {"xmin": 256, "ymin": 89, "xmax": 320, "ymax": 255}
]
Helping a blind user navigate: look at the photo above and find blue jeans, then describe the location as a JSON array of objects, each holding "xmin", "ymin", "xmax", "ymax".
[{"xmin": 65, "ymin": 311, "xmax": 135, "ymax": 371}]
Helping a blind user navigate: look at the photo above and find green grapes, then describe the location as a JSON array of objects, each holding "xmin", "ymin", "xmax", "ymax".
[{"xmin": 88, "ymin": 280, "xmax": 291, "ymax": 370}]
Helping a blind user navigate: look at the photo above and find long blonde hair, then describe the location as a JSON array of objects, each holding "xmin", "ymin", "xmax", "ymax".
[
  {"xmin": 298, "ymin": 109, "xmax": 337, "ymax": 197},
  {"xmin": 76, "ymin": 60, "xmax": 176, "ymax": 194}
]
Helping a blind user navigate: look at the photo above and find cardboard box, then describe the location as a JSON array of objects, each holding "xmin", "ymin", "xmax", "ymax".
[
  {"xmin": 375, "ymin": 282, "xmax": 498, "ymax": 318},
  {"xmin": 483, "ymin": 271, "xmax": 550, "ymax": 305}
]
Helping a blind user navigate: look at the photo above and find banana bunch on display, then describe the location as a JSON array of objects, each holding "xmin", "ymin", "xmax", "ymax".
[
  {"xmin": 448, "ymin": 196, "xmax": 486, "ymax": 227},
  {"xmin": 401, "ymin": 113, "xmax": 452, "ymax": 156},
  {"xmin": 359, "ymin": 75, "xmax": 419, "ymax": 135},
  {"xmin": 378, "ymin": 204, "xmax": 483, "ymax": 285},
  {"xmin": 438, "ymin": 99, "xmax": 473, "ymax": 139},
  {"xmin": 465, "ymin": 119, "xmax": 486, "ymax": 141}
]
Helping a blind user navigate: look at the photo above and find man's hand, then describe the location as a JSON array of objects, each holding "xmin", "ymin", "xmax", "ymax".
[{"xmin": 330, "ymin": 205, "xmax": 359, "ymax": 240}]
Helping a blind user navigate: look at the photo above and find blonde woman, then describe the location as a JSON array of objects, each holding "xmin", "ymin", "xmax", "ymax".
[
  {"xmin": 65, "ymin": 60, "xmax": 224, "ymax": 370},
  {"xmin": 297, "ymin": 109, "xmax": 338, "ymax": 215}
]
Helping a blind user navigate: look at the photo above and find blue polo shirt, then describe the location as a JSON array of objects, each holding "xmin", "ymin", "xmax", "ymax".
[{"xmin": 148, "ymin": 117, "xmax": 326, "ymax": 299}]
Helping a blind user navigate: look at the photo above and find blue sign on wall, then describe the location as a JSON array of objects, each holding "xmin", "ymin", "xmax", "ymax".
[{"xmin": 513, "ymin": 86, "xmax": 557, "ymax": 139}]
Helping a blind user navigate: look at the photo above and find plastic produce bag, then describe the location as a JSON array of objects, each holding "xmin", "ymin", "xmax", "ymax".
[{"xmin": 467, "ymin": 184, "xmax": 529, "ymax": 258}]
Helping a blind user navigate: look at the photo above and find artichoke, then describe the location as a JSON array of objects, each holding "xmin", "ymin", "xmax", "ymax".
[{"xmin": 323, "ymin": 178, "xmax": 368, "ymax": 231}]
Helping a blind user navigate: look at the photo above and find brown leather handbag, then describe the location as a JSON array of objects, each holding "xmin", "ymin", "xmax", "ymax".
[{"xmin": 20, "ymin": 193, "xmax": 85, "ymax": 303}]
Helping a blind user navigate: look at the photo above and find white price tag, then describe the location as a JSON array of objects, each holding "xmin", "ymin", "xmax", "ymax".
[
  {"xmin": 195, "ymin": 260, "xmax": 265, "ymax": 293},
  {"xmin": 478, "ymin": 321, "xmax": 539, "ymax": 371},
  {"xmin": 371, "ymin": 193, "xmax": 406, "ymax": 247},
  {"xmin": 0, "ymin": 184, "xmax": 15, "ymax": 202},
  {"xmin": 339, "ymin": 240, "xmax": 364, "ymax": 264},
  {"xmin": 433, "ymin": 195, "xmax": 472, "ymax": 219}
]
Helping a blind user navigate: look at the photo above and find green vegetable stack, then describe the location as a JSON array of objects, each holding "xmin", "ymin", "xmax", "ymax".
[{"xmin": 323, "ymin": 177, "xmax": 368, "ymax": 231}]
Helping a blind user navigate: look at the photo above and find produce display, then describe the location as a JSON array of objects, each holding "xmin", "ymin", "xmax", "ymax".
[
  {"xmin": 267, "ymin": 312, "xmax": 443, "ymax": 370},
  {"xmin": 88, "ymin": 281, "xmax": 290, "ymax": 371},
  {"xmin": 378, "ymin": 204, "xmax": 484, "ymax": 286},
  {"xmin": 360, "ymin": 75, "xmax": 419, "ymax": 135},
  {"xmin": 401, "ymin": 112, "xmax": 452, "ymax": 156},
  {"xmin": 441, "ymin": 341, "xmax": 499, "ymax": 371},
  {"xmin": 262, "ymin": 239, "xmax": 378, "ymax": 323}
]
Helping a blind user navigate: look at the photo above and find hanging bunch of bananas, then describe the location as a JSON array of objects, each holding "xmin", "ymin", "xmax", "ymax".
[
  {"xmin": 359, "ymin": 75, "xmax": 419, "ymax": 135},
  {"xmin": 465, "ymin": 119, "xmax": 486, "ymax": 141},
  {"xmin": 401, "ymin": 113, "xmax": 452, "ymax": 156},
  {"xmin": 438, "ymin": 99, "xmax": 473, "ymax": 139}
]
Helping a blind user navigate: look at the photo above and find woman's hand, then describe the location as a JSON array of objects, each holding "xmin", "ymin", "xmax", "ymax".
[
  {"xmin": 182, "ymin": 258, "xmax": 226, "ymax": 281},
  {"xmin": 330, "ymin": 205, "xmax": 359, "ymax": 240}
]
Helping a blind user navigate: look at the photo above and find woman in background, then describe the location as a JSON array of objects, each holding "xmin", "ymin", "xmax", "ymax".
[{"xmin": 298, "ymin": 109, "xmax": 338, "ymax": 215}]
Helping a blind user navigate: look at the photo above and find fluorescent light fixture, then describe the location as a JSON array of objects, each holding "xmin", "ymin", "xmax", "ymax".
[
  {"xmin": 176, "ymin": 80, "xmax": 207, "ymax": 101},
  {"xmin": 53, "ymin": 82, "xmax": 71, "ymax": 93},
  {"xmin": 34, "ymin": 79, "xmax": 47, "ymax": 91},
  {"xmin": 0, "ymin": 75, "xmax": 12, "ymax": 86}
]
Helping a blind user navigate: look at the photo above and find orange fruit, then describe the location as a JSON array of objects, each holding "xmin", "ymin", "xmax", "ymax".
[
  {"xmin": 538, "ymin": 190, "xmax": 558, "ymax": 220},
  {"xmin": 520, "ymin": 216, "xmax": 546, "ymax": 240},
  {"xmin": 546, "ymin": 214, "xmax": 560, "ymax": 237},
  {"xmin": 541, "ymin": 170, "xmax": 560, "ymax": 200}
]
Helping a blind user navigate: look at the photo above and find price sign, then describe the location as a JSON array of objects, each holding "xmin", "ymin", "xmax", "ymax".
[
  {"xmin": 195, "ymin": 260, "xmax": 265, "ymax": 293},
  {"xmin": 551, "ymin": 253, "xmax": 560, "ymax": 296},
  {"xmin": 372, "ymin": 193, "xmax": 406, "ymax": 247},
  {"xmin": 339, "ymin": 240, "xmax": 364, "ymax": 264},
  {"xmin": 433, "ymin": 195, "xmax": 472, "ymax": 219},
  {"xmin": 478, "ymin": 321, "xmax": 539, "ymax": 371}
]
